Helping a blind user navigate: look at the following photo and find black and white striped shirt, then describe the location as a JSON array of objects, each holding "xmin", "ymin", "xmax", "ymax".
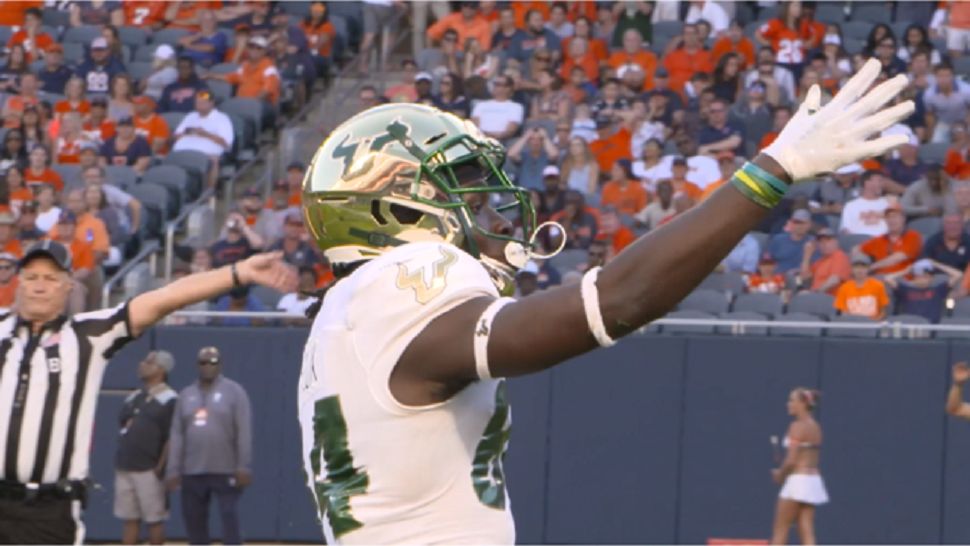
[{"xmin": 0, "ymin": 302, "xmax": 133, "ymax": 485}]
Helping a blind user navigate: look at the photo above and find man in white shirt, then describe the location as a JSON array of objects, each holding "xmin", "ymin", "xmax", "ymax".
[
  {"xmin": 173, "ymin": 89, "xmax": 235, "ymax": 186},
  {"xmin": 840, "ymin": 170, "xmax": 891, "ymax": 236},
  {"xmin": 685, "ymin": 1, "xmax": 729, "ymax": 37},
  {"xmin": 276, "ymin": 266, "xmax": 318, "ymax": 325},
  {"xmin": 471, "ymin": 76, "xmax": 524, "ymax": 142}
]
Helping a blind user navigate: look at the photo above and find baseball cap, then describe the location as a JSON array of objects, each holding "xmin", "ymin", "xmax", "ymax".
[
  {"xmin": 759, "ymin": 252, "xmax": 776, "ymax": 264},
  {"xmin": 91, "ymin": 36, "xmax": 108, "ymax": 49},
  {"xmin": 791, "ymin": 209, "xmax": 812, "ymax": 223},
  {"xmin": 248, "ymin": 35, "xmax": 269, "ymax": 49},
  {"xmin": 116, "ymin": 116, "xmax": 134, "ymax": 126},
  {"xmin": 0, "ymin": 252, "xmax": 17, "ymax": 264},
  {"xmin": 285, "ymin": 211, "xmax": 303, "ymax": 225},
  {"xmin": 594, "ymin": 113, "xmax": 613, "ymax": 128},
  {"xmin": 57, "ymin": 210, "xmax": 77, "ymax": 225},
  {"xmin": 242, "ymin": 187, "xmax": 262, "ymax": 198},
  {"xmin": 20, "ymin": 240, "xmax": 72, "ymax": 271},
  {"xmin": 824, "ymin": 34, "xmax": 841, "ymax": 46},
  {"xmin": 852, "ymin": 254, "xmax": 872, "ymax": 266},
  {"xmin": 154, "ymin": 44, "xmax": 175, "ymax": 61},
  {"xmin": 0, "ymin": 211, "xmax": 14, "ymax": 225},
  {"xmin": 835, "ymin": 162, "xmax": 862, "ymax": 175},
  {"xmin": 79, "ymin": 140, "xmax": 99, "ymax": 152},
  {"xmin": 913, "ymin": 258, "xmax": 935, "ymax": 275},
  {"xmin": 287, "ymin": 161, "xmax": 305, "ymax": 172},
  {"xmin": 816, "ymin": 227, "xmax": 835, "ymax": 238},
  {"xmin": 150, "ymin": 350, "xmax": 176, "ymax": 374},
  {"xmin": 885, "ymin": 201, "xmax": 904, "ymax": 214},
  {"xmin": 414, "ymin": 71, "xmax": 433, "ymax": 83},
  {"xmin": 516, "ymin": 260, "xmax": 540, "ymax": 277},
  {"xmin": 45, "ymin": 43, "xmax": 63, "ymax": 54},
  {"xmin": 672, "ymin": 156, "xmax": 688, "ymax": 166},
  {"xmin": 542, "ymin": 165, "xmax": 560, "ymax": 178},
  {"xmin": 133, "ymin": 95, "xmax": 156, "ymax": 109},
  {"xmin": 197, "ymin": 346, "xmax": 220, "ymax": 364}
]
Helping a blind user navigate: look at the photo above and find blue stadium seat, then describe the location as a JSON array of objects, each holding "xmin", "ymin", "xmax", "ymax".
[
  {"xmin": 908, "ymin": 216, "xmax": 942, "ymax": 241},
  {"xmin": 118, "ymin": 26, "xmax": 149, "ymax": 48},
  {"xmin": 142, "ymin": 165, "xmax": 190, "ymax": 211},
  {"xmin": 953, "ymin": 297, "xmax": 970, "ymax": 318},
  {"xmin": 105, "ymin": 165, "xmax": 138, "ymax": 190},
  {"xmin": 842, "ymin": 21, "xmax": 873, "ymax": 41},
  {"xmin": 661, "ymin": 310, "xmax": 717, "ymax": 335},
  {"xmin": 62, "ymin": 25, "xmax": 100, "ymax": 46},
  {"xmin": 679, "ymin": 289, "xmax": 731, "ymax": 315},
  {"xmin": 837, "ymin": 233, "xmax": 869, "ymax": 253},
  {"xmin": 716, "ymin": 311, "xmax": 769, "ymax": 335},
  {"xmin": 936, "ymin": 317, "xmax": 970, "ymax": 339},
  {"xmin": 208, "ymin": 63, "xmax": 239, "ymax": 76},
  {"xmin": 151, "ymin": 28, "xmax": 189, "ymax": 46},
  {"xmin": 162, "ymin": 150, "xmax": 210, "ymax": 201},
  {"xmin": 0, "ymin": 27, "xmax": 12, "ymax": 45},
  {"xmin": 732, "ymin": 292, "xmax": 784, "ymax": 318},
  {"xmin": 884, "ymin": 314, "xmax": 931, "ymax": 339},
  {"xmin": 770, "ymin": 312, "xmax": 826, "ymax": 337},
  {"xmin": 126, "ymin": 61, "xmax": 153, "ymax": 83},
  {"xmin": 918, "ymin": 142, "xmax": 949, "ymax": 165},
  {"xmin": 788, "ymin": 292, "xmax": 837, "ymax": 319},
  {"xmin": 850, "ymin": 4, "xmax": 891, "ymax": 24},
  {"xmin": 815, "ymin": 2, "xmax": 847, "ymax": 23},
  {"xmin": 827, "ymin": 314, "xmax": 879, "ymax": 337}
]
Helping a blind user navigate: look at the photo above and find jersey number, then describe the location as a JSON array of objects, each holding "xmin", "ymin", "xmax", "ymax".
[
  {"xmin": 309, "ymin": 396, "xmax": 369, "ymax": 538},
  {"xmin": 470, "ymin": 382, "xmax": 511, "ymax": 509},
  {"xmin": 777, "ymin": 39, "xmax": 804, "ymax": 64}
]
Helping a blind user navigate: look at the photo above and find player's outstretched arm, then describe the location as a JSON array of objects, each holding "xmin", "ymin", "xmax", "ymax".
[
  {"xmin": 128, "ymin": 251, "xmax": 297, "ymax": 337},
  {"xmin": 401, "ymin": 60, "xmax": 914, "ymax": 385}
]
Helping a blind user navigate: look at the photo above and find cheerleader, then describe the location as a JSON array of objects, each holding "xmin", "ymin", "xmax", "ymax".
[{"xmin": 771, "ymin": 387, "xmax": 827, "ymax": 545}]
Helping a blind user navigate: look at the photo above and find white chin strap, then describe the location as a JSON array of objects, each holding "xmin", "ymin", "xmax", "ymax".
[{"xmin": 503, "ymin": 221, "xmax": 567, "ymax": 269}]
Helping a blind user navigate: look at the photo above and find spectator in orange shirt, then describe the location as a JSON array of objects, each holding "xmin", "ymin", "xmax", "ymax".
[
  {"xmin": 427, "ymin": 2, "xmax": 493, "ymax": 51},
  {"xmin": 608, "ymin": 29, "xmax": 658, "ymax": 91},
  {"xmin": 834, "ymin": 254, "xmax": 890, "ymax": 320},
  {"xmin": 52, "ymin": 209, "xmax": 100, "ymax": 310},
  {"xmin": 0, "ymin": 212, "xmax": 23, "ymax": 258},
  {"xmin": 60, "ymin": 188, "xmax": 112, "ymax": 264},
  {"xmin": 601, "ymin": 160, "xmax": 649, "ymax": 216},
  {"xmin": 4, "ymin": 167, "xmax": 33, "ymax": 218},
  {"xmin": 663, "ymin": 23, "xmax": 714, "ymax": 93},
  {"xmin": 6, "ymin": 8, "xmax": 54, "ymax": 63},
  {"xmin": 564, "ymin": 17, "xmax": 609, "ymax": 62},
  {"xmin": 82, "ymin": 96, "xmax": 117, "ymax": 144},
  {"xmin": 277, "ymin": 162, "xmax": 305, "ymax": 208},
  {"xmin": 24, "ymin": 145, "xmax": 64, "ymax": 192},
  {"xmin": 55, "ymin": 77, "xmax": 91, "ymax": 119},
  {"xmin": 745, "ymin": 252, "xmax": 788, "ymax": 295},
  {"xmin": 123, "ymin": 1, "xmax": 167, "ymax": 29},
  {"xmin": 0, "ymin": 251, "xmax": 16, "ymax": 309},
  {"xmin": 132, "ymin": 96, "xmax": 171, "ymax": 155},
  {"xmin": 589, "ymin": 114, "xmax": 633, "ymax": 175},
  {"xmin": 700, "ymin": 156, "xmax": 737, "ymax": 201},
  {"xmin": 669, "ymin": 157, "xmax": 705, "ymax": 201},
  {"xmin": 711, "ymin": 19, "xmax": 756, "ymax": 69},
  {"xmin": 211, "ymin": 36, "xmax": 281, "ymax": 106},
  {"xmin": 944, "ymin": 122, "xmax": 970, "ymax": 181},
  {"xmin": 560, "ymin": 37, "xmax": 601, "ymax": 84},
  {"xmin": 857, "ymin": 202, "xmax": 923, "ymax": 276},
  {"xmin": 759, "ymin": 104, "xmax": 793, "ymax": 151},
  {"xmin": 596, "ymin": 205, "xmax": 636, "ymax": 256},
  {"xmin": 3, "ymin": 73, "xmax": 41, "ymax": 129},
  {"xmin": 53, "ymin": 112, "xmax": 87, "ymax": 165},
  {"xmin": 301, "ymin": 1, "xmax": 337, "ymax": 78},
  {"xmin": 800, "ymin": 228, "xmax": 851, "ymax": 295}
]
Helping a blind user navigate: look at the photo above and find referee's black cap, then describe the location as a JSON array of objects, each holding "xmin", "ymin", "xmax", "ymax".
[{"xmin": 20, "ymin": 240, "xmax": 72, "ymax": 272}]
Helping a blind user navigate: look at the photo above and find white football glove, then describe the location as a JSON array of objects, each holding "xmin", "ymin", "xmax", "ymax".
[{"xmin": 762, "ymin": 58, "xmax": 915, "ymax": 182}]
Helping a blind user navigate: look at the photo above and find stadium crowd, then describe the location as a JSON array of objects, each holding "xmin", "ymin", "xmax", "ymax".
[{"xmin": 2, "ymin": 0, "xmax": 970, "ymax": 329}]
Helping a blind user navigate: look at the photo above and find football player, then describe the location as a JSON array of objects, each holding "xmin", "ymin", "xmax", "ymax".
[{"xmin": 297, "ymin": 59, "xmax": 913, "ymax": 544}]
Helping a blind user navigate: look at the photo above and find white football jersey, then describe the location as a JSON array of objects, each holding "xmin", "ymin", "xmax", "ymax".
[{"xmin": 297, "ymin": 241, "xmax": 515, "ymax": 545}]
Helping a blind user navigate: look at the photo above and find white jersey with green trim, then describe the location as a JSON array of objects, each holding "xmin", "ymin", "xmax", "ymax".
[{"xmin": 297, "ymin": 241, "xmax": 515, "ymax": 545}]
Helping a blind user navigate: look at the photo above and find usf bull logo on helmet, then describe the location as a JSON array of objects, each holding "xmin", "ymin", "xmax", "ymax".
[{"xmin": 301, "ymin": 103, "xmax": 537, "ymax": 294}]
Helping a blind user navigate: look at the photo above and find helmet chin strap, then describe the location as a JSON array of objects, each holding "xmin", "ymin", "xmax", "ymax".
[{"xmin": 503, "ymin": 221, "xmax": 567, "ymax": 269}]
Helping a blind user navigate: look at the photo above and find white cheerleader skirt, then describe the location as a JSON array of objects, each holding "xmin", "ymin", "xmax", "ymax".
[{"xmin": 779, "ymin": 473, "xmax": 829, "ymax": 505}]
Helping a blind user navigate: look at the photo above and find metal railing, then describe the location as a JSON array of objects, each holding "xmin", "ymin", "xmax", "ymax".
[
  {"xmin": 100, "ymin": 239, "xmax": 160, "ymax": 308},
  {"xmin": 163, "ymin": 187, "xmax": 215, "ymax": 282}
]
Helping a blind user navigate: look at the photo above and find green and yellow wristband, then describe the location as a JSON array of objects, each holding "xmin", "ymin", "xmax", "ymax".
[{"xmin": 730, "ymin": 161, "xmax": 789, "ymax": 209}]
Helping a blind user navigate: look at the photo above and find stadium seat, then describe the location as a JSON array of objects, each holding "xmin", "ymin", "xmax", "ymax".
[
  {"xmin": 251, "ymin": 284, "xmax": 282, "ymax": 308},
  {"xmin": 118, "ymin": 26, "xmax": 149, "ymax": 48},
  {"xmin": 208, "ymin": 63, "xmax": 240, "ymax": 76},
  {"xmin": 838, "ymin": 233, "xmax": 869, "ymax": 253},
  {"xmin": 161, "ymin": 112, "xmax": 186, "ymax": 134},
  {"xmin": 732, "ymin": 292, "xmax": 784, "ymax": 317},
  {"xmin": 652, "ymin": 20, "xmax": 684, "ymax": 43},
  {"xmin": 698, "ymin": 272, "xmax": 726, "ymax": 292},
  {"xmin": 151, "ymin": 28, "xmax": 189, "ymax": 46},
  {"xmin": 53, "ymin": 164, "xmax": 81, "ymax": 188},
  {"xmin": 162, "ymin": 150, "xmax": 209, "ymax": 201},
  {"xmin": 936, "ymin": 317, "xmax": 970, "ymax": 339},
  {"xmin": 126, "ymin": 61, "xmax": 153, "ymax": 84},
  {"xmin": 908, "ymin": 216, "xmax": 942, "ymax": 241},
  {"xmin": 843, "ymin": 37, "xmax": 866, "ymax": 55},
  {"xmin": 955, "ymin": 58, "xmax": 970, "ymax": 81},
  {"xmin": 716, "ymin": 311, "xmax": 769, "ymax": 335},
  {"xmin": 842, "ymin": 21, "xmax": 873, "ymax": 41},
  {"xmin": 133, "ymin": 44, "xmax": 156, "ymax": 63},
  {"xmin": 63, "ymin": 25, "xmax": 100, "ymax": 46},
  {"xmin": 815, "ymin": 2, "xmax": 846, "ymax": 23},
  {"xmin": 788, "ymin": 292, "xmax": 836, "ymax": 319},
  {"xmin": 38, "ymin": 91, "xmax": 65, "ymax": 105},
  {"xmin": 918, "ymin": 142, "xmax": 948, "ymax": 165},
  {"xmin": 327, "ymin": 1, "xmax": 363, "ymax": 25},
  {"xmin": 208, "ymin": 79, "xmax": 234, "ymax": 104},
  {"xmin": 697, "ymin": 271, "xmax": 746, "ymax": 295},
  {"xmin": 281, "ymin": 2, "xmax": 311, "ymax": 16},
  {"xmin": 827, "ymin": 314, "xmax": 879, "ymax": 338},
  {"xmin": 0, "ymin": 28, "xmax": 11, "ymax": 46},
  {"xmin": 787, "ymin": 180, "xmax": 818, "ymax": 199},
  {"xmin": 679, "ymin": 289, "xmax": 730, "ymax": 315},
  {"xmin": 549, "ymin": 249, "xmax": 587, "ymax": 273},
  {"xmin": 891, "ymin": 21, "xmax": 912, "ymax": 41},
  {"xmin": 850, "ymin": 4, "xmax": 891, "ymax": 23},
  {"xmin": 884, "ymin": 314, "xmax": 931, "ymax": 339},
  {"xmin": 661, "ymin": 310, "xmax": 717, "ymax": 335},
  {"xmin": 770, "ymin": 312, "xmax": 826, "ymax": 337},
  {"xmin": 42, "ymin": 9, "xmax": 70, "ymax": 28},
  {"xmin": 952, "ymin": 297, "xmax": 970, "ymax": 318},
  {"xmin": 142, "ymin": 165, "xmax": 190, "ymax": 210},
  {"xmin": 749, "ymin": 231, "xmax": 769, "ymax": 252},
  {"xmin": 105, "ymin": 165, "xmax": 138, "ymax": 190},
  {"xmin": 127, "ymin": 183, "xmax": 168, "ymax": 237}
]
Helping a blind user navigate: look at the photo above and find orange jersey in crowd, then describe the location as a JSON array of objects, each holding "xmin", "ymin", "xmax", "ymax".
[
  {"xmin": 7, "ymin": 30, "xmax": 54, "ymax": 62},
  {"xmin": 512, "ymin": 1, "xmax": 551, "ymax": 27},
  {"xmin": 663, "ymin": 47, "xmax": 713, "ymax": 93},
  {"xmin": 134, "ymin": 113, "xmax": 171, "ymax": 153},
  {"xmin": 0, "ymin": 1, "xmax": 41, "ymax": 26},
  {"xmin": 758, "ymin": 19, "xmax": 808, "ymax": 64},
  {"xmin": 835, "ymin": 278, "xmax": 889, "ymax": 319},
  {"xmin": 597, "ymin": 225, "xmax": 636, "ymax": 255},
  {"xmin": 945, "ymin": 148, "xmax": 970, "ymax": 180},
  {"xmin": 760, "ymin": 131, "xmax": 779, "ymax": 150},
  {"xmin": 810, "ymin": 250, "xmax": 851, "ymax": 295},
  {"xmin": 123, "ymin": 1, "xmax": 167, "ymax": 27},
  {"xmin": 672, "ymin": 179, "xmax": 704, "ymax": 201},
  {"xmin": 745, "ymin": 273, "xmax": 786, "ymax": 293},
  {"xmin": 48, "ymin": 213, "xmax": 110, "ymax": 255},
  {"xmin": 83, "ymin": 118, "xmax": 117, "ymax": 143},
  {"xmin": 55, "ymin": 137, "xmax": 83, "ymax": 164},
  {"xmin": 8, "ymin": 188, "xmax": 33, "ymax": 215},
  {"xmin": 1, "ymin": 239, "xmax": 24, "ymax": 258},
  {"xmin": 224, "ymin": 57, "xmax": 281, "ymax": 105},
  {"xmin": 560, "ymin": 52, "xmax": 600, "ymax": 83},
  {"xmin": 562, "ymin": 36, "xmax": 609, "ymax": 61},
  {"xmin": 164, "ymin": 0, "xmax": 223, "ymax": 31},
  {"xmin": 426, "ymin": 13, "xmax": 493, "ymax": 50},
  {"xmin": 860, "ymin": 230, "xmax": 922, "ymax": 275},
  {"xmin": 3, "ymin": 95, "xmax": 40, "ymax": 128},
  {"xmin": 700, "ymin": 179, "xmax": 728, "ymax": 201},
  {"xmin": 300, "ymin": 21, "xmax": 337, "ymax": 58},
  {"xmin": 590, "ymin": 127, "xmax": 632, "ymax": 174},
  {"xmin": 607, "ymin": 50, "xmax": 658, "ymax": 90},
  {"xmin": 710, "ymin": 36, "xmax": 757, "ymax": 68},
  {"xmin": 24, "ymin": 167, "xmax": 64, "ymax": 192},
  {"xmin": 64, "ymin": 238, "xmax": 96, "ymax": 271},
  {"xmin": 55, "ymin": 100, "xmax": 91, "ymax": 118},
  {"xmin": 953, "ymin": 1, "xmax": 970, "ymax": 30},
  {"xmin": 601, "ymin": 180, "xmax": 649, "ymax": 216},
  {"xmin": 0, "ymin": 278, "xmax": 16, "ymax": 309}
]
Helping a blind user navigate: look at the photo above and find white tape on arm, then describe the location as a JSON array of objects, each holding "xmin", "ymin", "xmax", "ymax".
[
  {"xmin": 473, "ymin": 297, "xmax": 515, "ymax": 380},
  {"xmin": 581, "ymin": 267, "xmax": 616, "ymax": 347}
]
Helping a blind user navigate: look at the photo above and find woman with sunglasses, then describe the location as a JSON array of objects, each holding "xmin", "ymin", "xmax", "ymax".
[{"xmin": 434, "ymin": 72, "xmax": 469, "ymax": 118}]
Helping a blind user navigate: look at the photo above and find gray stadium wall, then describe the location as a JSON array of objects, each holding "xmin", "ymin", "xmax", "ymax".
[{"xmin": 85, "ymin": 328, "xmax": 970, "ymax": 544}]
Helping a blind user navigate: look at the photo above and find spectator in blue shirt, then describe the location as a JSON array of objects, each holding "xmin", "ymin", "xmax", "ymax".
[
  {"xmin": 75, "ymin": 37, "xmax": 126, "ymax": 95},
  {"xmin": 159, "ymin": 57, "xmax": 209, "ymax": 113},
  {"xmin": 38, "ymin": 43, "xmax": 73, "ymax": 94},
  {"xmin": 507, "ymin": 127, "xmax": 558, "ymax": 191},
  {"xmin": 883, "ymin": 258, "xmax": 963, "ymax": 323},
  {"xmin": 211, "ymin": 286, "xmax": 269, "ymax": 326},
  {"xmin": 698, "ymin": 97, "xmax": 745, "ymax": 157},
  {"xmin": 721, "ymin": 232, "xmax": 761, "ymax": 273},
  {"xmin": 922, "ymin": 214, "xmax": 970, "ymax": 271},
  {"xmin": 884, "ymin": 142, "xmax": 929, "ymax": 187},
  {"xmin": 176, "ymin": 10, "xmax": 228, "ymax": 68},
  {"xmin": 509, "ymin": 9, "xmax": 562, "ymax": 63},
  {"xmin": 768, "ymin": 209, "xmax": 815, "ymax": 273},
  {"xmin": 491, "ymin": 5, "xmax": 526, "ymax": 53}
]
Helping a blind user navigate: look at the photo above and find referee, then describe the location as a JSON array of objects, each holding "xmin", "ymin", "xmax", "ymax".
[{"xmin": 0, "ymin": 240, "xmax": 294, "ymax": 544}]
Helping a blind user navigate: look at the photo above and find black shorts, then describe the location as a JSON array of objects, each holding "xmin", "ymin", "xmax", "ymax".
[{"xmin": 0, "ymin": 496, "xmax": 79, "ymax": 544}]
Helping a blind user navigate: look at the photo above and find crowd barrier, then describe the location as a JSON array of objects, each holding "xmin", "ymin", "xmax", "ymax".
[{"xmin": 84, "ymin": 328, "xmax": 970, "ymax": 544}]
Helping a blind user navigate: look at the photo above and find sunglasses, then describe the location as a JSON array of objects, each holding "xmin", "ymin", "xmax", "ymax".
[
  {"xmin": 197, "ymin": 91, "xmax": 212, "ymax": 100},
  {"xmin": 0, "ymin": 264, "xmax": 14, "ymax": 271},
  {"xmin": 198, "ymin": 359, "xmax": 219, "ymax": 366}
]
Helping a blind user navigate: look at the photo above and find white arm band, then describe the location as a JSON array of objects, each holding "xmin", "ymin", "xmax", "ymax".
[
  {"xmin": 473, "ymin": 297, "xmax": 514, "ymax": 380},
  {"xmin": 581, "ymin": 267, "xmax": 616, "ymax": 348}
]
